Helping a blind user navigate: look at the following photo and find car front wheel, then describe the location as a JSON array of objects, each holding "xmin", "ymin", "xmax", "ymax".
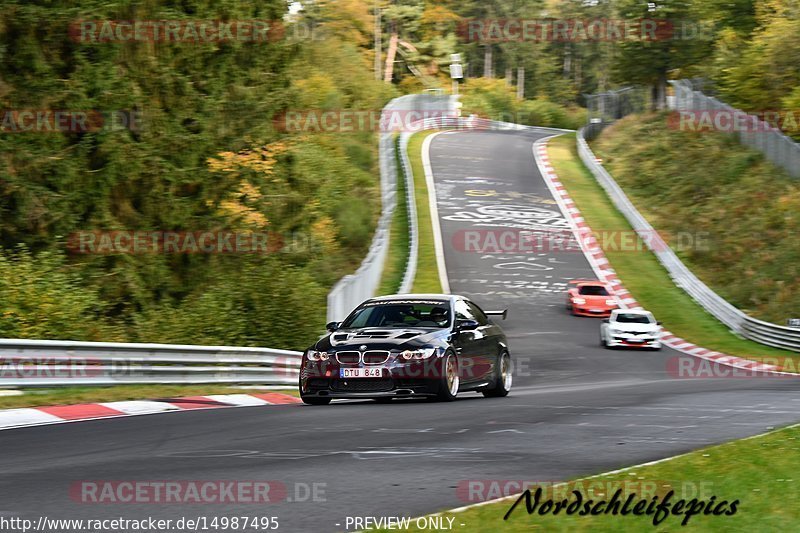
[
  {"xmin": 434, "ymin": 352, "xmax": 459, "ymax": 402},
  {"xmin": 600, "ymin": 330, "xmax": 611, "ymax": 349}
]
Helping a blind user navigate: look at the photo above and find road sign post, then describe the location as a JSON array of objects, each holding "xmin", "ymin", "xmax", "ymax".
[{"xmin": 450, "ymin": 53, "xmax": 463, "ymax": 96}]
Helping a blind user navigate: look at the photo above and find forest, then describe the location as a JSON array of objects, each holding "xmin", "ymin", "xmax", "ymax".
[{"xmin": 0, "ymin": 0, "xmax": 797, "ymax": 348}]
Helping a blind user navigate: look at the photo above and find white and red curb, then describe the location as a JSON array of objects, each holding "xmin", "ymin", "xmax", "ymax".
[
  {"xmin": 533, "ymin": 138, "xmax": 790, "ymax": 376},
  {"xmin": 0, "ymin": 392, "xmax": 301, "ymax": 431}
]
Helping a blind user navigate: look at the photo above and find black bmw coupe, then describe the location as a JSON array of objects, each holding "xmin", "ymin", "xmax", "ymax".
[{"xmin": 299, "ymin": 294, "xmax": 512, "ymax": 404}]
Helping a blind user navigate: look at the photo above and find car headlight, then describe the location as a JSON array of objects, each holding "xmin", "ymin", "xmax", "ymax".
[
  {"xmin": 609, "ymin": 328, "xmax": 622, "ymax": 335},
  {"xmin": 573, "ymin": 298, "xmax": 586, "ymax": 304},
  {"xmin": 400, "ymin": 348, "xmax": 437, "ymax": 360},
  {"xmin": 605, "ymin": 299, "xmax": 617, "ymax": 306},
  {"xmin": 306, "ymin": 350, "xmax": 330, "ymax": 361}
]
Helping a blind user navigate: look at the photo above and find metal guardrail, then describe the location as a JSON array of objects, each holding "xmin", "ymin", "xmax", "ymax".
[
  {"xmin": 577, "ymin": 129, "xmax": 800, "ymax": 352},
  {"xmin": 0, "ymin": 338, "xmax": 301, "ymax": 387},
  {"xmin": 326, "ymin": 94, "xmax": 456, "ymax": 322},
  {"xmin": 670, "ymin": 80, "xmax": 800, "ymax": 179},
  {"xmin": 584, "ymin": 86, "xmax": 648, "ymax": 140}
]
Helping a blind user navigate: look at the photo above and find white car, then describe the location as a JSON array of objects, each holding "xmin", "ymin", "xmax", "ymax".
[{"xmin": 600, "ymin": 309, "xmax": 662, "ymax": 350}]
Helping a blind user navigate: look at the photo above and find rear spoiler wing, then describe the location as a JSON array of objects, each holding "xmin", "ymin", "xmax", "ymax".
[
  {"xmin": 568, "ymin": 279, "xmax": 600, "ymax": 285},
  {"xmin": 485, "ymin": 309, "xmax": 508, "ymax": 320}
]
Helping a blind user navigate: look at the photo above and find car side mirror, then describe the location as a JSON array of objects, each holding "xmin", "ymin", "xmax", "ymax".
[
  {"xmin": 326, "ymin": 321, "xmax": 340, "ymax": 332},
  {"xmin": 602, "ymin": 318, "xmax": 610, "ymax": 323},
  {"xmin": 657, "ymin": 321, "xmax": 662, "ymax": 325},
  {"xmin": 455, "ymin": 319, "xmax": 479, "ymax": 331}
]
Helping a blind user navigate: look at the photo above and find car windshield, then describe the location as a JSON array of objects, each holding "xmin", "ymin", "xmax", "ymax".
[
  {"xmin": 340, "ymin": 300, "xmax": 451, "ymax": 329},
  {"xmin": 615, "ymin": 313, "xmax": 653, "ymax": 324},
  {"xmin": 579, "ymin": 285, "xmax": 609, "ymax": 296}
]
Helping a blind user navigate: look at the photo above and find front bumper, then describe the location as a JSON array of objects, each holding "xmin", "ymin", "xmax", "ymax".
[
  {"xmin": 572, "ymin": 306, "xmax": 615, "ymax": 317},
  {"xmin": 299, "ymin": 357, "xmax": 445, "ymax": 399},
  {"xmin": 606, "ymin": 336, "xmax": 661, "ymax": 349}
]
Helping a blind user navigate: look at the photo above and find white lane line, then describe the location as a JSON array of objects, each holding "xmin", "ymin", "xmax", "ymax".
[{"xmin": 422, "ymin": 131, "xmax": 451, "ymax": 294}]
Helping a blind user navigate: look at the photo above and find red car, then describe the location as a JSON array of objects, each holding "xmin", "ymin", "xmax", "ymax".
[{"xmin": 566, "ymin": 280, "xmax": 618, "ymax": 317}]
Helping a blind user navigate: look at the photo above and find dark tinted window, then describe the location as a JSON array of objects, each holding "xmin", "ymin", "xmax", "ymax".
[
  {"xmin": 341, "ymin": 301, "xmax": 451, "ymax": 328},
  {"xmin": 466, "ymin": 301, "xmax": 489, "ymax": 326},
  {"xmin": 615, "ymin": 313, "xmax": 653, "ymax": 324},
  {"xmin": 579, "ymin": 285, "xmax": 609, "ymax": 296}
]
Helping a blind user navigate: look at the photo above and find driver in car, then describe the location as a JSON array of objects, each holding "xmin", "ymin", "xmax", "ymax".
[{"xmin": 429, "ymin": 307, "xmax": 449, "ymax": 328}]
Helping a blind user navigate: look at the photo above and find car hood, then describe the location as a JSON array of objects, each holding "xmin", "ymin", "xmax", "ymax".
[{"xmin": 314, "ymin": 327, "xmax": 450, "ymax": 351}]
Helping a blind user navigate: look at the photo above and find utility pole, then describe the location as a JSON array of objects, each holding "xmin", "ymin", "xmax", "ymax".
[
  {"xmin": 516, "ymin": 66, "xmax": 525, "ymax": 100},
  {"xmin": 374, "ymin": 2, "xmax": 381, "ymax": 80},
  {"xmin": 483, "ymin": 45, "xmax": 493, "ymax": 78}
]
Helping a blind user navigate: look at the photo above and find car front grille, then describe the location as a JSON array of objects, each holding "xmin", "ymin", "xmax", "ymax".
[
  {"xmin": 363, "ymin": 350, "xmax": 390, "ymax": 365},
  {"xmin": 334, "ymin": 350, "xmax": 391, "ymax": 365},
  {"xmin": 331, "ymin": 379, "xmax": 393, "ymax": 392},
  {"xmin": 335, "ymin": 351, "xmax": 361, "ymax": 365}
]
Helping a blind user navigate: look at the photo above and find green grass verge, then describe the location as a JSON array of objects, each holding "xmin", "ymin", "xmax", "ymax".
[
  {"xmin": 377, "ymin": 135, "xmax": 411, "ymax": 295},
  {"xmin": 547, "ymin": 135, "xmax": 796, "ymax": 367},
  {"xmin": 591, "ymin": 113, "xmax": 800, "ymax": 326},
  {"xmin": 0, "ymin": 385, "xmax": 299, "ymax": 409},
  {"xmin": 408, "ymin": 130, "xmax": 443, "ymax": 294},
  {"xmin": 370, "ymin": 424, "xmax": 800, "ymax": 531}
]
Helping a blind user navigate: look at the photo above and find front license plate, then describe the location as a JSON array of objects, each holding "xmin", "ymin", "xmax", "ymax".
[
  {"xmin": 626, "ymin": 339, "xmax": 645, "ymax": 343},
  {"xmin": 340, "ymin": 367, "xmax": 385, "ymax": 378}
]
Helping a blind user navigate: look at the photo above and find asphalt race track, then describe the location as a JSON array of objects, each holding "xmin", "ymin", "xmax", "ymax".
[{"xmin": 1, "ymin": 129, "xmax": 799, "ymax": 532}]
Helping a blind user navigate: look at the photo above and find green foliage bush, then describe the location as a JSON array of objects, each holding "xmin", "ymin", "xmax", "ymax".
[
  {"xmin": 0, "ymin": 1, "xmax": 395, "ymax": 348},
  {"xmin": 0, "ymin": 247, "xmax": 123, "ymax": 341},
  {"xmin": 593, "ymin": 113, "xmax": 800, "ymax": 324},
  {"xmin": 518, "ymin": 100, "xmax": 587, "ymax": 131},
  {"xmin": 460, "ymin": 78, "xmax": 586, "ymax": 131}
]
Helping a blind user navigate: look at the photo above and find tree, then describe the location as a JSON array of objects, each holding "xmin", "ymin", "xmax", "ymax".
[{"xmin": 613, "ymin": 0, "xmax": 711, "ymax": 109}]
